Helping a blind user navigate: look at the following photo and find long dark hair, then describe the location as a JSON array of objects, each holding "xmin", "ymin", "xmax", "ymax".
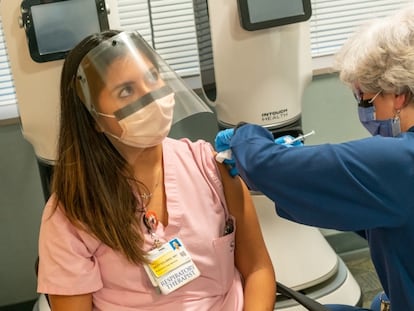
[{"xmin": 52, "ymin": 30, "xmax": 148, "ymax": 264}]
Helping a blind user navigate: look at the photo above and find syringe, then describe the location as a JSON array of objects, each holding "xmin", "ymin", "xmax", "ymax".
[{"xmin": 285, "ymin": 130, "xmax": 316, "ymax": 144}]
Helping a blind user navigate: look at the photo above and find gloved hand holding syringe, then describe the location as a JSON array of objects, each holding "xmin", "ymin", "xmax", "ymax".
[{"xmin": 215, "ymin": 128, "xmax": 316, "ymax": 176}]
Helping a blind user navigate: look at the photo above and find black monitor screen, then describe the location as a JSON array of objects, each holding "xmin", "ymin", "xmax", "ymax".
[
  {"xmin": 21, "ymin": 0, "xmax": 109, "ymax": 62},
  {"xmin": 32, "ymin": 0, "xmax": 100, "ymax": 55},
  {"xmin": 237, "ymin": 0, "xmax": 312, "ymax": 31}
]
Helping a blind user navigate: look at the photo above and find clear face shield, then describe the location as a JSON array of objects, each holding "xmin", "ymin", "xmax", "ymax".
[{"xmin": 76, "ymin": 31, "xmax": 212, "ymax": 149}]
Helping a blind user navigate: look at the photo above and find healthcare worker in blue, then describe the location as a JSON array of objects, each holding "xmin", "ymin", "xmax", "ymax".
[{"xmin": 215, "ymin": 6, "xmax": 414, "ymax": 311}]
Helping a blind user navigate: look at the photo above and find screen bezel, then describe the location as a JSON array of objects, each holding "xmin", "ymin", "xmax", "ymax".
[
  {"xmin": 237, "ymin": 0, "xmax": 312, "ymax": 31},
  {"xmin": 20, "ymin": 0, "xmax": 110, "ymax": 63}
]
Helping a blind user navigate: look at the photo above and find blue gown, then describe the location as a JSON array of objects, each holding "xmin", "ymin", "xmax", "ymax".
[{"xmin": 230, "ymin": 124, "xmax": 414, "ymax": 311}]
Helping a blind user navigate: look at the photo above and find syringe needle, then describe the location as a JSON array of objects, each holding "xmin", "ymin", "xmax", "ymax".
[{"xmin": 289, "ymin": 130, "xmax": 316, "ymax": 143}]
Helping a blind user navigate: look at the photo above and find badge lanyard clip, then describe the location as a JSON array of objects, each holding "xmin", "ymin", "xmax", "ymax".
[{"xmin": 143, "ymin": 210, "xmax": 162, "ymax": 249}]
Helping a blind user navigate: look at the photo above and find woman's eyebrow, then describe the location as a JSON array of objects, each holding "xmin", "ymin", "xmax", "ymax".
[{"xmin": 109, "ymin": 80, "xmax": 134, "ymax": 94}]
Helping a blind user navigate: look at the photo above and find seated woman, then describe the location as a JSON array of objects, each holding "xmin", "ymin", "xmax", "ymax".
[{"xmin": 36, "ymin": 30, "xmax": 276, "ymax": 311}]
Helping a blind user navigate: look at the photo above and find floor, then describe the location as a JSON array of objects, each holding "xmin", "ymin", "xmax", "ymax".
[
  {"xmin": 343, "ymin": 253, "xmax": 382, "ymax": 308},
  {"xmin": 327, "ymin": 232, "xmax": 383, "ymax": 308}
]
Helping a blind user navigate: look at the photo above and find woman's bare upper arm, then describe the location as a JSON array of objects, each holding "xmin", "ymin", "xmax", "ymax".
[
  {"xmin": 48, "ymin": 293, "xmax": 93, "ymax": 311},
  {"xmin": 216, "ymin": 161, "xmax": 273, "ymax": 275}
]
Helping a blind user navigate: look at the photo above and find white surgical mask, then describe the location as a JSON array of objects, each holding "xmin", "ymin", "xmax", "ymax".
[{"xmin": 99, "ymin": 92, "xmax": 175, "ymax": 148}]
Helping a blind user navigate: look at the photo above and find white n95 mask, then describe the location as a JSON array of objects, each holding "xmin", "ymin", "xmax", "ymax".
[
  {"xmin": 99, "ymin": 91, "xmax": 175, "ymax": 148},
  {"xmin": 118, "ymin": 92, "xmax": 175, "ymax": 148}
]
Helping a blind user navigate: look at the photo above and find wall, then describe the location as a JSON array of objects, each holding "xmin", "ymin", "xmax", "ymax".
[
  {"xmin": 302, "ymin": 73, "xmax": 369, "ymax": 145},
  {"xmin": 0, "ymin": 122, "xmax": 44, "ymax": 306},
  {"xmin": 302, "ymin": 73, "xmax": 370, "ymax": 239},
  {"xmin": 0, "ymin": 73, "xmax": 369, "ymax": 306}
]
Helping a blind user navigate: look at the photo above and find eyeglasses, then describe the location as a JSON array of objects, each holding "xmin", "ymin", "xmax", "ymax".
[{"xmin": 353, "ymin": 89, "xmax": 382, "ymax": 108}]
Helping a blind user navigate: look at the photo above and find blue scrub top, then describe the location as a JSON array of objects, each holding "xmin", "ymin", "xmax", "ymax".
[{"xmin": 230, "ymin": 124, "xmax": 414, "ymax": 311}]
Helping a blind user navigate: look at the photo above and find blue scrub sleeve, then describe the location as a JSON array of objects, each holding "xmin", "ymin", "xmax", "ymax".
[{"xmin": 230, "ymin": 124, "xmax": 411, "ymax": 230}]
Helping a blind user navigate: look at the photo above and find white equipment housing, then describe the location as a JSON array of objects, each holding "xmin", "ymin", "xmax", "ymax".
[
  {"xmin": 0, "ymin": 0, "xmax": 120, "ymax": 164},
  {"xmin": 197, "ymin": 0, "xmax": 311, "ymax": 133},
  {"xmin": 253, "ymin": 195, "xmax": 361, "ymax": 309}
]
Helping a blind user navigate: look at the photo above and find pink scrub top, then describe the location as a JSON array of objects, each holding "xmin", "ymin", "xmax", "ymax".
[{"xmin": 37, "ymin": 138, "xmax": 244, "ymax": 311}]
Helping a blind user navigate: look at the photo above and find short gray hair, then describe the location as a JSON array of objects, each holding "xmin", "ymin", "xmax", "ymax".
[{"xmin": 335, "ymin": 5, "xmax": 414, "ymax": 96}]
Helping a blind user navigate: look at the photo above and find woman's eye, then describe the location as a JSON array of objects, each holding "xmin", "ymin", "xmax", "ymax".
[
  {"xmin": 145, "ymin": 68, "xmax": 160, "ymax": 85},
  {"xmin": 119, "ymin": 85, "xmax": 134, "ymax": 98}
]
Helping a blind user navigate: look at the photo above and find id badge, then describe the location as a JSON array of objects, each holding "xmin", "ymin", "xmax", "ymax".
[{"xmin": 143, "ymin": 237, "xmax": 200, "ymax": 294}]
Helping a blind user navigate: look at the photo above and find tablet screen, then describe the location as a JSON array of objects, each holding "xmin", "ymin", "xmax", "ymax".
[
  {"xmin": 31, "ymin": 0, "xmax": 100, "ymax": 55},
  {"xmin": 21, "ymin": 0, "xmax": 109, "ymax": 62},
  {"xmin": 238, "ymin": 0, "xmax": 312, "ymax": 31}
]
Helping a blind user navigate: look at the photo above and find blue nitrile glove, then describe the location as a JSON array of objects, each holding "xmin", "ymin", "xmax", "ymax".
[
  {"xmin": 215, "ymin": 128, "xmax": 234, "ymax": 152},
  {"xmin": 215, "ymin": 128, "xmax": 239, "ymax": 177},
  {"xmin": 274, "ymin": 135, "xmax": 304, "ymax": 147}
]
